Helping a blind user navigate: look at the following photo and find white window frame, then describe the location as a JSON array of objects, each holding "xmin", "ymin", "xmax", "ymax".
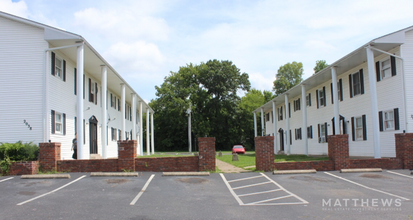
[
  {"xmin": 55, "ymin": 112, "xmax": 63, "ymax": 134},
  {"xmin": 294, "ymin": 99, "xmax": 300, "ymax": 111},
  {"xmin": 111, "ymin": 94, "xmax": 116, "ymax": 109},
  {"xmin": 318, "ymin": 89, "xmax": 325, "ymax": 108},
  {"xmin": 54, "ymin": 55, "xmax": 63, "ymax": 80},
  {"xmin": 111, "ymin": 127, "xmax": 117, "ymax": 141},
  {"xmin": 384, "ymin": 110, "xmax": 394, "ymax": 131},
  {"xmin": 320, "ymin": 123, "xmax": 326, "ymax": 143},
  {"xmin": 381, "ymin": 58, "xmax": 392, "ymax": 80},
  {"xmin": 266, "ymin": 113, "xmax": 270, "ymax": 122},
  {"xmin": 306, "ymin": 95, "xmax": 310, "ymax": 106},
  {"xmin": 355, "ymin": 116, "xmax": 363, "ymax": 141},
  {"xmin": 278, "ymin": 107, "xmax": 283, "ymax": 121},
  {"xmin": 352, "ymin": 72, "xmax": 361, "ymax": 96}
]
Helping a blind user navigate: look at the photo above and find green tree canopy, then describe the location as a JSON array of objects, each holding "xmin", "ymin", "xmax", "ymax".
[
  {"xmin": 314, "ymin": 60, "xmax": 329, "ymax": 74},
  {"xmin": 273, "ymin": 62, "xmax": 303, "ymax": 96}
]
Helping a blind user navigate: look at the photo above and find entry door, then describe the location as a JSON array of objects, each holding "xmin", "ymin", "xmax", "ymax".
[
  {"xmin": 89, "ymin": 116, "xmax": 98, "ymax": 154},
  {"xmin": 278, "ymin": 128, "xmax": 284, "ymax": 151}
]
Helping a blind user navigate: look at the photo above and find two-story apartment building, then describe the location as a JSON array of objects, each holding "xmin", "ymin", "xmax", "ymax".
[
  {"xmin": 254, "ymin": 25, "xmax": 413, "ymax": 158},
  {"xmin": 0, "ymin": 11, "xmax": 154, "ymax": 160}
]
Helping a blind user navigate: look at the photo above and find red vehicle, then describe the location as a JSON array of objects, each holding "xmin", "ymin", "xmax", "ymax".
[{"xmin": 232, "ymin": 145, "xmax": 246, "ymax": 154}]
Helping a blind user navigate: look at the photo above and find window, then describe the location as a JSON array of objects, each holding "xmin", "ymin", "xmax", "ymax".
[
  {"xmin": 278, "ymin": 106, "xmax": 283, "ymax": 121},
  {"xmin": 349, "ymin": 69, "xmax": 364, "ymax": 98},
  {"xmin": 266, "ymin": 113, "xmax": 270, "ymax": 122},
  {"xmin": 330, "ymin": 79, "xmax": 343, "ymax": 104},
  {"xmin": 111, "ymin": 127, "xmax": 117, "ymax": 141},
  {"xmin": 316, "ymin": 87, "xmax": 326, "ymax": 108},
  {"xmin": 51, "ymin": 52, "xmax": 66, "ymax": 81},
  {"xmin": 306, "ymin": 93, "xmax": 311, "ymax": 106},
  {"xmin": 376, "ymin": 56, "xmax": 396, "ymax": 81},
  {"xmin": 118, "ymin": 99, "xmax": 121, "ymax": 111},
  {"xmin": 51, "ymin": 110, "xmax": 66, "ymax": 135},
  {"xmin": 111, "ymin": 94, "xmax": 116, "ymax": 109},
  {"xmin": 126, "ymin": 104, "xmax": 132, "ymax": 120},
  {"xmin": 118, "ymin": 129, "xmax": 121, "ymax": 140},
  {"xmin": 307, "ymin": 126, "xmax": 313, "ymax": 139},
  {"xmin": 294, "ymin": 99, "xmax": 301, "ymax": 111},
  {"xmin": 295, "ymin": 128, "xmax": 302, "ymax": 140},
  {"xmin": 318, "ymin": 123, "xmax": 328, "ymax": 143},
  {"xmin": 351, "ymin": 115, "xmax": 366, "ymax": 141},
  {"xmin": 379, "ymin": 109, "xmax": 400, "ymax": 131},
  {"xmin": 89, "ymin": 78, "xmax": 94, "ymax": 103},
  {"xmin": 125, "ymin": 131, "xmax": 129, "ymax": 140}
]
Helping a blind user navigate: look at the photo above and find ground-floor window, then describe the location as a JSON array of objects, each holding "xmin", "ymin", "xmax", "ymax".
[{"xmin": 51, "ymin": 110, "xmax": 65, "ymax": 135}]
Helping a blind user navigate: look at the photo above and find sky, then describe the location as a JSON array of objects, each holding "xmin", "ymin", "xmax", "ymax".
[{"xmin": 2, "ymin": 0, "xmax": 413, "ymax": 103}]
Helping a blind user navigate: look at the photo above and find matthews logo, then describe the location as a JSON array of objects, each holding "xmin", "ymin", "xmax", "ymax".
[{"xmin": 322, "ymin": 198, "xmax": 402, "ymax": 212}]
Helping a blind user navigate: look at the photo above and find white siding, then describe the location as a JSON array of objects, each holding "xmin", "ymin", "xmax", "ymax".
[
  {"xmin": 0, "ymin": 16, "xmax": 47, "ymax": 144},
  {"xmin": 402, "ymin": 30, "xmax": 413, "ymax": 133}
]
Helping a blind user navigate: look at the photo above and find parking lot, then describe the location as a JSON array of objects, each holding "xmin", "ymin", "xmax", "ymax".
[{"xmin": 0, "ymin": 170, "xmax": 412, "ymax": 219}]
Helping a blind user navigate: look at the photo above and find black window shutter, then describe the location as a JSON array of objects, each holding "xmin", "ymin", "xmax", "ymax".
[
  {"xmin": 349, "ymin": 74, "xmax": 353, "ymax": 98},
  {"xmin": 360, "ymin": 69, "xmax": 365, "ymax": 95},
  {"xmin": 289, "ymin": 103, "xmax": 291, "ymax": 118},
  {"xmin": 309, "ymin": 93, "xmax": 312, "ymax": 106},
  {"xmin": 391, "ymin": 56, "xmax": 397, "ymax": 76},
  {"xmin": 74, "ymin": 68, "xmax": 77, "ymax": 95},
  {"xmin": 379, "ymin": 111, "xmax": 384, "ymax": 132},
  {"xmin": 351, "ymin": 117, "xmax": 355, "ymax": 141},
  {"xmin": 323, "ymin": 86, "xmax": 326, "ymax": 106},
  {"xmin": 298, "ymin": 98, "xmax": 300, "ymax": 110},
  {"xmin": 289, "ymin": 130, "xmax": 292, "ymax": 145},
  {"xmin": 318, "ymin": 124, "xmax": 321, "ymax": 143},
  {"xmin": 89, "ymin": 78, "xmax": 92, "ymax": 102},
  {"xmin": 51, "ymin": 52, "xmax": 55, "ymax": 76},
  {"xmin": 362, "ymin": 114, "xmax": 367, "ymax": 141},
  {"xmin": 95, "ymin": 82, "xmax": 98, "ymax": 105},
  {"xmin": 394, "ymin": 108, "xmax": 400, "ymax": 130},
  {"xmin": 295, "ymin": 129, "xmax": 297, "ymax": 140},
  {"xmin": 294, "ymin": 100, "xmax": 296, "ymax": 112},
  {"xmin": 310, "ymin": 125, "xmax": 313, "ymax": 138},
  {"xmin": 63, "ymin": 113, "xmax": 66, "ymax": 135},
  {"xmin": 332, "ymin": 118, "xmax": 336, "ymax": 135},
  {"xmin": 62, "ymin": 60, "xmax": 66, "ymax": 82},
  {"xmin": 118, "ymin": 99, "xmax": 121, "ymax": 111},
  {"xmin": 74, "ymin": 117, "xmax": 77, "ymax": 134},
  {"xmin": 83, "ymin": 74, "xmax": 85, "ymax": 99},
  {"xmin": 324, "ymin": 122, "xmax": 328, "ymax": 142},
  {"xmin": 83, "ymin": 119, "xmax": 85, "ymax": 144},
  {"xmin": 51, "ymin": 110, "xmax": 55, "ymax": 134},
  {"xmin": 376, "ymin": 61, "xmax": 381, "ymax": 82},
  {"xmin": 330, "ymin": 83, "xmax": 334, "ymax": 104},
  {"xmin": 339, "ymin": 79, "xmax": 343, "ymax": 101},
  {"xmin": 316, "ymin": 89, "xmax": 319, "ymax": 108},
  {"xmin": 110, "ymin": 94, "xmax": 113, "ymax": 107}
]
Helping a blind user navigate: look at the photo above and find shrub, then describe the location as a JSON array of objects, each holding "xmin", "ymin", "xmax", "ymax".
[{"xmin": 0, "ymin": 141, "xmax": 39, "ymax": 161}]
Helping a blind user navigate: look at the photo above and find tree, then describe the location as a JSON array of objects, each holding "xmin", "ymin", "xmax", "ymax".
[
  {"xmin": 314, "ymin": 60, "xmax": 328, "ymax": 74},
  {"xmin": 273, "ymin": 62, "xmax": 303, "ymax": 96}
]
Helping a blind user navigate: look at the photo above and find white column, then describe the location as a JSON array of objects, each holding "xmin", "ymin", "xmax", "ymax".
[
  {"xmin": 272, "ymin": 101, "xmax": 278, "ymax": 153},
  {"xmin": 76, "ymin": 44, "xmax": 87, "ymax": 159},
  {"xmin": 188, "ymin": 107, "xmax": 192, "ymax": 153},
  {"xmin": 101, "ymin": 65, "xmax": 107, "ymax": 159},
  {"xmin": 301, "ymin": 85, "xmax": 308, "ymax": 156},
  {"xmin": 151, "ymin": 112, "xmax": 155, "ymax": 154},
  {"xmin": 146, "ymin": 108, "xmax": 150, "ymax": 155},
  {"xmin": 139, "ymin": 101, "xmax": 143, "ymax": 155},
  {"xmin": 331, "ymin": 67, "xmax": 340, "ymax": 135},
  {"xmin": 366, "ymin": 46, "xmax": 381, "ymax": 158},
  {"xmin": 285, "ymin": 94, "xmax": 290, "ymax": 155},
  {"xmin": 260, "ymin": 108, "xmax": 264, "ymax": 136},
  {"xmin": 132, "ymin": 94, "xmax": 136, "ymax": 141},
  {"xmin": 121, "ymin": 83, "xmax": 125, "ymax": 140},
  {"xmin": 253, "ymin": 112, "xmax": 257, "ymax": 137}
]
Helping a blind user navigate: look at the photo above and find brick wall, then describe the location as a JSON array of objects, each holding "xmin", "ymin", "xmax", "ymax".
[
  {"xmin": 57, "ymin": 159, "xmax": 118, "ymax": 172},
  {"xmin": 395, "ymin": 133, "xmax": 413, "ymax": 169},
  {"xmin": 198, "ymin": 137, "xmax": 216, "ymax": 171},
  {"xmin": 135, "ymin": 157, "xmax": 199, "ymax": 172},
  {"xmin": 255, "ymin": 136, "xmax": 274, "ymax": 172},
  {"xmin": 9, "ymin": 161, "xmax": 39, "ymax": 175},
  {"xmin": 328, "ymin": 134, "xmax": 350, "ymax": 170},
  {"xmin": 274, "ymin": 161, "xmax": 334, "ymax": 171},
  {"xmin": 348, "ymin": 158, "xmax": 402, "ymax": 170},
  {"xmin": 118, "ymin": 140, "xmax": 137, "ymax": 172},
  {"xmin": 39, "ymin": 142, "xmax": 61, "ymax": 172}
]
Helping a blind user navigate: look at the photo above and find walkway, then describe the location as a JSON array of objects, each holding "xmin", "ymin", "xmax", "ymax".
[{"xmin": 216, "ymin": 159, "xmax": 250, "ymax": 173}]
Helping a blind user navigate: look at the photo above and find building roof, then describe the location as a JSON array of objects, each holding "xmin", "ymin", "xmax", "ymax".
[{"xmin": 253, "ymin": 25, "xmax": 413, "ymax": 113}]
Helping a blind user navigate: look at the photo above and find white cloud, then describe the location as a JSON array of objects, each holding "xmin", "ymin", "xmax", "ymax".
[
  {"xmin": 0, "ymin": 0, "xmax": 28, "ymax": 18},
  {"xmin": 248, "ymin": 71, "xmax": 274, "ymax": 92}
]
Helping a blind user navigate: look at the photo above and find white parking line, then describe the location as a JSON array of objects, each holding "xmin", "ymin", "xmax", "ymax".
[
  {"xmin": 259, "ymin": 173, "xmax": 309, "ymax": 204},
  {"xmin": 0, "ymin": 177, "xmax": 14, "ymax": 183},
  {"xmin": 17, "ymin": 175, "xmax": 86, "ymax": 206},
  {"xmin": 324, "ymin": 172, "xmax": 410, "ymax": 201},
  {"xmin": 130, "ymin": 174, "xmax": 155, "ymax": 206},
  {"xmin": 387, "ymin": 170, "xmax": 413, "ymax": 179},
  {"xmin": 238, "ymin": 189, "xmax": 282, "ymax": 197},
  {"xmin": 227, "ymin": 175, "xmax": 263, "ymax": 183},
  {"xmin": 232, "ymin": 181, "xmax": 271, "ymax": 190},
  {"xmin": 248, "ymin": 195, "xmax": 293, "ymax": 205},
  {"xmin": 220, "ymin": 174, "xmax": 244, "ymax": 205}
]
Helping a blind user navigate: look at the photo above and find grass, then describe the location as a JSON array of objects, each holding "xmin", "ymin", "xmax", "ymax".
[
  {"xmin": 138, "ymin": 153, "xmax": 197, "ymax": 158},
  {"xmin": 274, "ymin": 155, "xmax": 329, "ymax": 162}
]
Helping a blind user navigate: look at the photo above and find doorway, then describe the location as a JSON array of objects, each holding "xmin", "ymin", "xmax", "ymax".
[
  {"xmin": 89, "ymin": 116, "xmax": 98, "ymax": 154},
  {"xmin": 278, "ymin": 128, "xmax": 284, "ymax": 151}
]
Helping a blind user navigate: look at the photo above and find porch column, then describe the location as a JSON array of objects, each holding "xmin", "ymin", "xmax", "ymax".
[
  {"xmin": 272, "ymin": 101, "xmax": 278, "ymax": 153},
  {"xmin": 151, "ymin": 112, "xmax": 155, "ymax": 154},
  {"xmin": 76, "ymin": 44, "xmax": 87, "ymax": 159},
  {"xmin": 331, "ymin": 67, "xmax": 340, "ymax": 135},
  {"xmin": 366, "ymin": 46, "xmax": 381, "ymax": 158},
  {"xmin": 101, "ymin": 65, "xmax": 108, "ymax": 159},
  {"xmin": 146, "ymin": 108, "xmax": 150, "ymax": 155},
  {"xmin": 132, "ymin": 94, "xmax": 136, "ymax": 140},
  {"xmin": 139, "ymin": 101, "xmax": 143, "ymax": 155},
  {"xmin": 121, "ymin": 83, "xmax": 126, "ymax": 140},
  {"xmin": 285, "ymin": 94, "xmax": 290, "ymax": 155},
  {"xmin": 301, "ymin": 85, "xmax": 308, "ymax": 156},
  {"xmin": 260, "ymin": 108, "xmax": 264, "ymax": 136},
  {"xmin": 253, "ymin": 112, "xmax": 257, "ymax": 137}
]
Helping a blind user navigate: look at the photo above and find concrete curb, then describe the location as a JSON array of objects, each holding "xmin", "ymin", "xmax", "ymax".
[
  {"xmin": 162, "ymin": 172, "xmax": 210, "ymax": 176},
  {"xmin": 90, "ymin": 172, "xmax": 139, "ymax": 177},
  {"xmin": 21, "ymin": 174, "xmax": 71, "ymax": 179},
  {"xmin": 340, "ymin": 168, "xmax": 382, "ymax": 173},
  {"xmin": 273, "ymin": 169, "xmax": 317, "ymax": 175}
]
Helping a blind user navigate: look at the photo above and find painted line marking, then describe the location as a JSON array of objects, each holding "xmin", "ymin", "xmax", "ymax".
[
  {"xmin": 227, "ymin": 175, "xmax": 264, "ymax": 183},
  {"xmin": 324, "ymin": 172, "xmax": 410, "ymax": 201},
  {"xmin": 0, "ymin": 177, "xmax": 14, "ymax": 183},
  {"xmin": 387, "ymin": 170, "xmax": 413, "ymax": 179},
  {"xmin": 130, "ymin": 174, "xmax": 155, "ymax": 205},
  {"xmin": 244, "ymin": 202, "xmax": 306, "ymax": 206},
  {"xmin": 220, "ymin": 173, "xmax": 244, "ymax": 205},
  {"xmin": 17, "ymin": 175, "xmax": 86, "ymax": 206},
  {"xmin": 232, "ymin": 181, "xmax": 272, "ymax": 190},
  {"xmin": 238, "ymin": 189, "xmax": 282, "ymax": 197},
  {"xmin": 259, "ymin": 173, "xmax": 309, "ymax": 204},
  {"xmin": 248, "ymin": 195, "xmax": 293, "ymax": 205}
]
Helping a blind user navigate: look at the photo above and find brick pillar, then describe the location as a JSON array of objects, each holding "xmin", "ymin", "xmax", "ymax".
[
  {"xmin": 395, "ymin": 133, "xmax": 413, "ymax": 169},
  {"xmin": 39, "ymin": 142, "xmax": 61, "ymax": 172},
  {"xmin": 255, "ymin": 136, "xmax": 274, "ymax": 172},
  {"xmin": 118, "ymin": 140, "xmax": 137, "ymax": 172},
  {"xmin": 328, "ymin": 134, "xmax": 349, "ymax": 170},
  {"xmin": 198, "ymin": 137, "xmax": 216, "ymax": 171}
]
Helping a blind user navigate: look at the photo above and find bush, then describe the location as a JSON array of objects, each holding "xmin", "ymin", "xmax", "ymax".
[{"xmin": 0, "ymin": 141, "xmax": 39, "ymax": 161}]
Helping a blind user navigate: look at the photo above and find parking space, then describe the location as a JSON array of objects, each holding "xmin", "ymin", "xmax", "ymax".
[{"xmin": 0, "ymin": 170, "xmax": 412, "ymax": 219}]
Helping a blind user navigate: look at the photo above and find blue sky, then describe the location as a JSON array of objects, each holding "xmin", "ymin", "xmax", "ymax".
[{"xmin": 2, "ymin": 0, "xmax": 413, "ymax": 103}]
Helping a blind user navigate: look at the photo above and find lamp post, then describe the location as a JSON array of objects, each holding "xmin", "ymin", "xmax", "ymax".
[{"xmin": 187, "ymin": 103, "xmax": 192, "ymax": 153}]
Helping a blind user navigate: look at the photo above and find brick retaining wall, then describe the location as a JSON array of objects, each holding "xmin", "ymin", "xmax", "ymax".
[
  {"xmin": 135, "ymin": 157, "xmax": 199, "ymax": 172},
  {"xmin": 273, "ymin": 160, "xmax": 334, "ymax": 171},
  {"xmin": 9, "ymin": 161, "xmax": 39, "ymax": 175},
  {"xmin": 57, "ymin": 159, "xmax": 118, "ymax": 172}
]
